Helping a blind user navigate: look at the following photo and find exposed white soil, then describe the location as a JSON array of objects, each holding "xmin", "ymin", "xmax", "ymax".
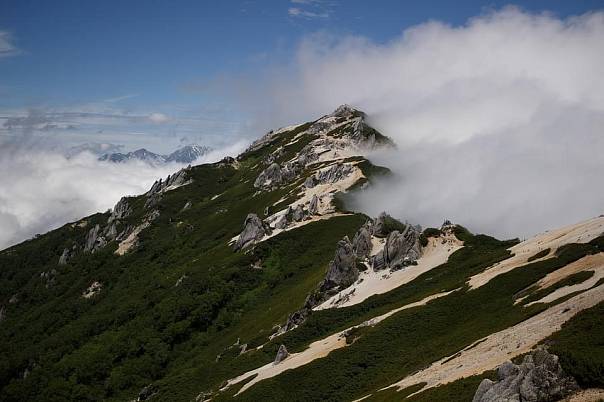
[
  {"xmin": 162, "ymin": 180, "xmax": 192, "ymax": 193},
  {"xmin": 381, "ymin": 284, "xmax": 604, "ymax": 397},
  {"xmin": 115, "ymin": 222, "xmax": 151, "ymax": 255},
  {"xmin": 468, "ymin": 216, "xmax": 604, "ymax": 290},
  {"xmin": 525, "ymin": 253, "xmax": 604, "ymax": 306},
  {"xmin": 82, "ymin": 281, "xmax": 102, "ymax": 299},
  {"xmin": 315, "ymin": 233, "xmax": 463, "ymax": 310},
  {"xmin": 222, "ymin": 291, "xmax": 455, "ymax": 395}
]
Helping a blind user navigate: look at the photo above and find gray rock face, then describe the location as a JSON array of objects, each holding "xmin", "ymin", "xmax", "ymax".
[
  {"xmin": 0, "ymin": 305, "xmax": 5, "ymax": 323},
  {"xmin": 314, "ymin": 162, "xmax": 354, "ymax": 185},
  {"xmin": 372, "ymin": 212, "xmax": 392, "ymax": 238},
  {"xmin": 137, "ymin": 384, "xmax": 158, "ymax": 401},
  {"xmin": 304, "ymin": 176, "xmax": 316, "ymax": 189},
  {"xmin": 292, "ymin": 204, "xmax": 306, "ymax": 222},
  {"xmin": 472, "ymin": 349, "xmax": 578, "ymax": 402},
  {"xmin": 144, "ymin": 192, "xmax": 162, "ymax": 210},
  {"xmin": 110, "ymin": 197, "xmax": 131, "ymax": 221},
  {"xmin": 274, "ymin": 344, "xmax": 289, "ymax": 364},
  {"xmin": 322, "ymin": 236, "xmax": 358, "ymax": 290},
  {"xmin": 181, "ymin": 200, "xmax": 192, "ymax": 212},
  {"xmin": 147, "ymin": 167, "xmax": 191, "ymax": 196},
  {"xmin": 254, "ymin": 163, "xmax": 283, "ymax": 190},
  {"xmin": 352, "ymin": 222, "xmax": 373, "ymax": 258},
  {"xmin": 370, "ymin": 225, "xmax": 421, "ymax": 271},
  {"xmin": 58, "ymin": 244, "xmax": 78, "ymax": 265},
  {"xmin": 84, "ymin": 224, "xmax": 107, "ymax": 253},
  {"xmin": 234, "ymin": 214, "xmax": 271, "ymax": 251},
  {"xmin": 308, "ymin": 195, "xmax": 319, "ymax": 215}
]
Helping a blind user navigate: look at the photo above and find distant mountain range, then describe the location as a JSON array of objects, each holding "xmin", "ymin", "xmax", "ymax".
[
  {"xmin": 99, "ymin": 145, "xmax": 212, "ymax": 165},
  {"xmin": 66, "ymin": 143, "xmax": 212, "ymax": 165}
]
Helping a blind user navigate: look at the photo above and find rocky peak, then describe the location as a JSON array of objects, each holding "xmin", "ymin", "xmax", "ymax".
[{"xmin": 332, "ymin": 104, "xmax": 363, "ymax": 118}]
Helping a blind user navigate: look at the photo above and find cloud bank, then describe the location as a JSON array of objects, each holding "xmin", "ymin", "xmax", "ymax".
[
  {"xmin": 0, "ymin": 140, "xmax": 246, "ymax": 250},
  {"xmin": 247, "ymin": 7, "xmax": 604, "ymax": 239}
]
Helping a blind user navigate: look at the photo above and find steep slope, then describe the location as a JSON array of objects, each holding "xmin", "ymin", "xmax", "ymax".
[{"xmin": 0, "ymin": 105, "xmax": 602, "ymax": 402}]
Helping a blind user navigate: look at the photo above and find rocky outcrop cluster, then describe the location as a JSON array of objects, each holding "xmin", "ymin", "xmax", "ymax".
[
  {"xmin": 234, "ymin": 214, "xmax": 272, "ymax": 251},
  {"xmin": 272, "ymin": 213, "xmax": 423, "ymax": 338},
  {"xmin": 473, "ymin": 349, "xmax": 578, "ymax": 402},
  {"xmin": 370, "ymin": 225, "xmax": 422, "ymax": 271},
  {"xmin": 58, "ymin": 168, "xmax": 182, "ymax": 262},
  {"xmin": 147, "ymin": 166, "xmax": 191, "ymax": 195},
  {"xmin": 321, "ymin": 237, "xmax": 359, "ymax": 291}
]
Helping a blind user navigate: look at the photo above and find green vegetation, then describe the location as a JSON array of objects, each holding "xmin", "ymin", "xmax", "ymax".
[
  {"xmin": 0, "ymin": 115, "xmax": 602, "ymax": 401},
  {"xmin": 521, "ymin": 270, "xmax": 596, "ymax": 305},
  {"xmin": 547, "ymin": 302, "xmax": 604, "ymax": 387},
  {"xmin": 527, "ymin": 248, "xmax": 550, "ymax": 262}
]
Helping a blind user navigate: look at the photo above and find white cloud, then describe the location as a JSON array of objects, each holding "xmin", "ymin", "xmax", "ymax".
[
  {"xmin": 0, "ymin": 141, "xmax": 246, "ymax": 250},
  {"xmin": 0, "ymin": 31, "xmax": 19, "ymax": 57},
  {"xmin": 148, "ymin": 112, "xmax": 170, "ymax": 124},
  {"xmin": 288, "ymin": 7, "xmax": 329, "ymax": 19},
  {"xmin": 244, "ymin": 7, "xmax": 604, "ymax": 238}
]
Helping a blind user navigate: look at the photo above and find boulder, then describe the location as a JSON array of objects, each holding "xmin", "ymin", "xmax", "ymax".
[
  {"xmin": 274, "ymin": 344, "xmax": 289, "ymax": 364},
  {"xmin": 308, "ymin": 195, "xmax": 319, "ymax": 215},
  {"xmin": 234, "ymin": 214, "xmax": 271, "ymax": 250},
  {"xmin": 352, "ymin": 222, "xmax": 373, "ymax": 258},
  {"xmin": 472, "ymin": 349, "xmax": 578, "ymax": 402},
  {"xmin": 322, "ymin": 236, "xmax": 358, "ymax": 290},
  {"xmin": 0, "ymin": 305, "xmax": 5, "ymax": 323},
  {"xmin": 254, "ymin": 163, "xmax": 283, "ymax": 190},
  {"xmin": 273, "ymin": 209, "xmax": 290, "ymax": 230},
  {"xmin": 292, "ymin": 204, "xmax": 306, "ymax": 222},
  {"xmin": 304, "ymin": 176, "xmax": 316, "ymax": 189}
]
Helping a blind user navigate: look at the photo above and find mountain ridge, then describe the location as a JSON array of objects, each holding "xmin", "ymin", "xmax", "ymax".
[{"xmin": 0, "ymin": 105, "xmax": 602, "ymax": 402}]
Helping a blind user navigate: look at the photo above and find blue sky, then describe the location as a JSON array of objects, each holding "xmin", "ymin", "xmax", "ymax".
[{"xmin": 0, "ymin": 0, "xmax": 602, "ymax": 152}]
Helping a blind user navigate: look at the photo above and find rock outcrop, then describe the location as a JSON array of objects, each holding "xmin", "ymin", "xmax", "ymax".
[
  {"xmin": 472, "ymin": 349, "xmax": 578, "ymax": 402},
  {"xmin": 314, "ymin": 162, "xmax": 354, "ymax": 185},
  {"xmin": 274, "ymin": 344, "xmax": 289, "ymax": 364},
  {"xmin": 58, "ymin": 244, "xmax": 78, "ymax": 265},
  {"xmin": 352, "ymin": 222, "xmax": 373, "ymax": 258},
  {"xmin": 147, "ymin": 167, "xmax": 191, "ymax": 196},
  {"xmin": 254, "ymin": 163, "xmax": 284, "ymax": 190},
  {"xmin": 321, "ymin": 236, "xmax": 358, "ymax": 291},
  {"xmin": 84, "ymin": 224, "xmax": 107, "ymax": 253},
  {"xmin": 370, "ymin": 224, "xmax": 421, "ymax": 271},
  {"xmin": 82, "ymin": 281, "xmax": 102, "ymax": 299},
  {"xmin": 234, "ymin": 214, "xmax": 271, "ymax": 251},
  {"xmin": 110, "ymin": 197, "xmax": 132, "ymax": 221}
]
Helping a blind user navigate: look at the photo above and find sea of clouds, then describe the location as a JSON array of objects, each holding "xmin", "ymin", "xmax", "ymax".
[{"xmin": 242, "ymin": 7, "xmax": 604, "ymax": 239}]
